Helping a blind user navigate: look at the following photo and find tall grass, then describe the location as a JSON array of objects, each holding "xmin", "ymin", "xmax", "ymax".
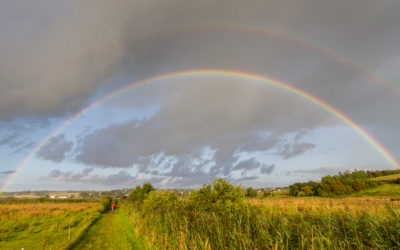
[
  {"xmin": 120, "ymin": 180, "xmax": 400, "ymax": 249},
  {"xmin": 0, "ymin": 201, "xmax": 102, "ymax": 249}
]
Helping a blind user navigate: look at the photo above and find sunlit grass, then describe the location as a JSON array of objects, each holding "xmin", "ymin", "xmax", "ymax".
[
  {"xmin": 350, "ymin": 184, "xmax": 400, "ymax": 196},
  {"xmin": 0, "ymin": 201, "xmax": 101, "ymax": 249},
  {"xmin": 372, "ymin": 174, "xmax": 400, "ymax": 182},
  {"xmin": 120, "ymin": 180, "xmax": 400, "ymax": 249}
]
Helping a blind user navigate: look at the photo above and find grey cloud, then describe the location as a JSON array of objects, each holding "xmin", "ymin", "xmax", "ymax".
[
  {"xmin": 0, "ymin": 0, "xmax": 399, "ymax": 129},
  {"xmin": 234, "ymin": 158, "xmax": 261, "ymax": 171},
  {"xmin": 0, "ymin": 170, "xmax": 17, "ymax": 175},
  {"xmin": 2, "ymin": 0, "xmax": 400, "ymax": 189},
  {"xmin": 0, "ymin": 132, "xmax": 36, "ymax": 154},
  {"xmin": 10, "ymin": 141, "xmax": 36, "ymax": 155},
  {"xmin": 42, "ymin": 167, "xmax": 260, "ymax": 189},
  {"xmin": 278, "ymin": 142, "xmax": 316, "ymax": 159},
  {"xmin": 260, "ymin": 164, "xmax": 275, "ymax": 174},
  {"xmin": 76, "ymin": 78, "xmax": 334, "ymax": 168},
  {"xmin": 48, "ymin": 169, "xmax": 62, "ymax": 178},
  {"xmin": 0, "ymin": 133, "xmax": 19, "ymax": 146},
  {"xmin": 37, "ymin": 134, "xmax": 73, "ymax": 163},
  {"xmin": 42, "ymin": 168, "xmax": 136, "ymax": 186},
  {"xmin": 233, "ymin": 176, "xmax": 259, "ymax": 183},
  {"xmin": 234, "ymin": 158, "xmax": 275, "ymax": 176}
]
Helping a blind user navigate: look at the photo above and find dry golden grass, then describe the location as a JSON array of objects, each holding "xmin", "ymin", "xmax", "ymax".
[
  {"xmin": 249, "ymin": 196, "xmax": 400, "ymax": 214},
  {"xmin": 0, "ymin": 202, "xmax": 96, "ymax": 217},
  {"xmin": 0, "ymin": 201, "xmax": 101, "ymax": 249}
]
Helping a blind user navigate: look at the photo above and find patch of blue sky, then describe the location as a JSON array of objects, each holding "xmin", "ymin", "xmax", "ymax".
[
  {"xmin": 43, "ymin": 103, "xmax": 158, "ymax": 144},
  {"xmin": 230, "ymin": 125, "xmax": 390, "ymax": 186},
  {"xmin": 281, "ymin": 125, "xmax": 390, "ymax": 174}
]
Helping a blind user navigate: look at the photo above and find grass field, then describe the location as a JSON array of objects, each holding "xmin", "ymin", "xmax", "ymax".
[
  {"xmin": 122, "ymin": 195, "xmax": 400, "ymax": 249},
  {"xmin": 2, "ymin": 178, "xmax": 400, "ymax": 249},
  {"xmin": 350, "ymin": 184, "xmax": 400, "ymax": 196},
  {"xmin": 249, "ymin": 196, "xmax": 400, "ymax": 213},
  {"xmin": 0, "ymin": 201, "xmax": 101, "ymax": 249},
  {"xmin": 72, "ymin": 211, "xmax": 144, "ymax": 250},
  {"xmin": 372, "ymin": 174, "xmax": 400, "ymax": 182},
  {"xmin": 119, "ymin": 179, "xmax": 400, "ymax": 249}
]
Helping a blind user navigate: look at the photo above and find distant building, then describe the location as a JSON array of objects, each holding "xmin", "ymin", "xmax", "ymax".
[
  {"xmin": 47, "ymin": 192, "xmax": 80, "ymax": 199},
  {"xmin": 12, "ymin": 194, "xmax": 40, "ymax": 199}
]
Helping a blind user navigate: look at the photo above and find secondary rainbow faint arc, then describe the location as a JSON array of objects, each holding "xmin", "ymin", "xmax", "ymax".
[
  {"xmin": 233, "ymin": 24, "xmax": 400, "ymax": 93},
  {"xmin": 1, "ymin": 69, "xmax": 399, "ymax": 192},
  {"xmin": 2, "ymin": 23, "xmax": 400, "ymax": 113}
]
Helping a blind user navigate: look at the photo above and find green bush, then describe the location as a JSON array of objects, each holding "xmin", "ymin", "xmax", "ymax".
[
  {"xmin": 99, "ymin": 196, "xmax": 112, "ymax": 212},
  {"xmin": 246, "ymin": 187, "xmax": 257, "ymax": 197},
  {"xmin": 263, "ymin": 191, "xmax": 272, "ymax": 197},
  {"xmin": 289, "ymin": 170, "xmax": 386, "ymax": 197},
  {"xmin": 187, "ymin": 178, "xmax": 246, "ymax": 213},
  {"xmin": 120, "ymin": 179, "xmax": 400, "ymax": 249},
  {"xmin": 129, "ymin": 182, "xmax": 155, "ymax": 201}
]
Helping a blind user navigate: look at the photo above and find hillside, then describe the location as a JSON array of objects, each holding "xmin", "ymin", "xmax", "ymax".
[{"xmin": 371, "ymin": 174, "xmax": 400, "ymax": 182}]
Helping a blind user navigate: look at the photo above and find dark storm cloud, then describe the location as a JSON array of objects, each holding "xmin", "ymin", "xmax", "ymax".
[
  {"xmin": 0, "ymin": 0, "xmax": 399, "ymax": 127},
  {"xmin": 37, "ymin": 134, "xmax": 73, "ymax": 163}
]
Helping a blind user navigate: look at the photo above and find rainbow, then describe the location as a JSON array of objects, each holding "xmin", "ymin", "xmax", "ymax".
[
  {"xmin": 1, "ymin": 69, "xmax": 399, "ymax": 193},
  {"xmin": 203, "ymin": 23, "xmax": 400, "ymax": 95},
  {"xmin": 112, "ymin": 22, "xmax": 400, "ymax": 94},
  {"xmin": 1, "ymin": 23, "xmax": 399, "ymax": 114}
]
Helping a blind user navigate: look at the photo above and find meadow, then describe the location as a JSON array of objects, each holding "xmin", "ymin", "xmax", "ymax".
[
  {"xmin": 2, "ymin": 179, "xmax": 400, "ymax": 249},
  {"xmin": 120, "ymin": 179, "xmax": 400, "ymax": 249},
  {"xmin": 371, "ymin": 174, "xmax": 400, "ymax": 182},
  {"xmin": 0, "ymin": 200, "xmax": 102, "ymax": 249}
]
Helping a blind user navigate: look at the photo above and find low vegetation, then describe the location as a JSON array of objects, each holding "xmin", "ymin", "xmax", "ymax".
[
  {"xmin": 0, "ymin": 200, "xmax": 103, "ymax": 249},
  {"xmin": 288, "ymin": 170, "xmax": 400, "ymax": 197},
  {"xmin": 120, "ymin": 178, "xmax": 400, "ymax": 249},
  {"xmin": 3, "ymin": 169, "xmax": 400, "ymax": 249}
]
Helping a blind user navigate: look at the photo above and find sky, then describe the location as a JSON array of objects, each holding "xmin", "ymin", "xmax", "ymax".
[{"xmin": 1, "ymin": 0, "xmax": 400, "ymax": 191}]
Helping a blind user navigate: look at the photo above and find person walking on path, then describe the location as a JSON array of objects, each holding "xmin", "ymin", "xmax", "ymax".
[{"xmin": 111, "ymin": 203, "xmax": 116, "ymax": 211}]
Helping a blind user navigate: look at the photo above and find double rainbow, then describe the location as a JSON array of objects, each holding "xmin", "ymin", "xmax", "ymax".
[{"xmin": 1, "ymin": 69, "xmax": 398, "ymax": 192}]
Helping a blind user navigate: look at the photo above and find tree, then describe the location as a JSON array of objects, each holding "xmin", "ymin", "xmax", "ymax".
[
  {"xmin": 297, "ymin": 191, "xmax": 305, "ymax": 197},
  {"xmin": 142, "ymin": 182, "xmax": 155, "ymax": 196},
  {"xmin": 352, "ymin": 181, "xmax": 366, "ymax": 191},
  {"xmin": 129, "ymin": 182, "xmax": 155, "ymax": 201},
  {"xmin": 321, "ymin": 175, "xmax": 335, "ymax": 185},
  {"xmin": 99, "ymin": 196, "xmax": 112, "ymax": 211},
  {"xmin": 263, "ymin": 191, "xmax": 272, "ymax": 197},
  {"xmin": 301, "ymin": 186, "xmax": 313, "ymax": 196},
  {"xmin": 289, "ymin": 183, "xmax": 300, "ymax": 196},
  {"xmin": 246, "ymin": 187, "xmax": 257, "ymax": 197},
  {"xmin": 330, "ymin": 181, "xmax": 346, "ymax": 195},
  {"xmin": 187, "ymin": 178, "xmax": 246, "ymax": 212}
]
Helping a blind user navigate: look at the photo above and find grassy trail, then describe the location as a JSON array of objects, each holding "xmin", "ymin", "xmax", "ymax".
[{"xmin": 72, "ymin": 210, "xmax": 143, "ymax": 250}]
